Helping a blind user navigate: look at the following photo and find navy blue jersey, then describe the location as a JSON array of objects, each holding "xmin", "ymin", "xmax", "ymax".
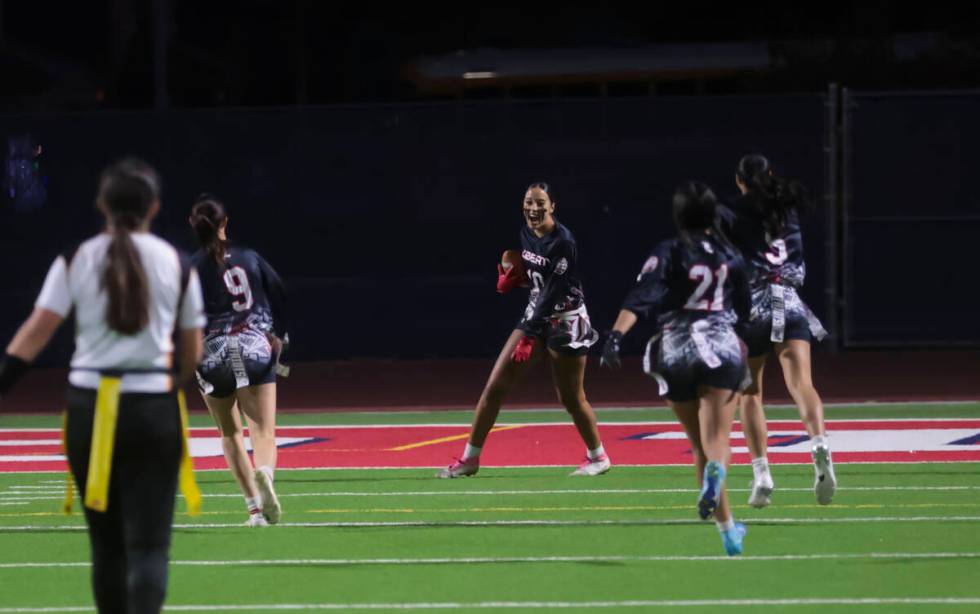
[
  {"xmin": 517, "ymin": 221, "xmax": 588, "ymax": 337},
  {"xmin": 727, "ymin": 194, "xmax": 806, "ymax": 288},
  {"xmin": 192, "ymin": 246, "xmax": 287, "ymax": 338},
  {"xmin": 622, "ymin": 232, "xmax": 751, "ymax": 328}
]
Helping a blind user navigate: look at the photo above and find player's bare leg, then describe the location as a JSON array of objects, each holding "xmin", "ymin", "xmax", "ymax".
[
  {"xmin": 671, "ymin": 392, "xmax": 745, "ymax": 555},
  {"xmin": 437, "ymin": 329, "xmax": 543, "ymax": 478},
  {"xmin": 777, "ymin": 339, "xmax": 836, "ymax": 504},
  {"xmin": 549, "ymin": 350, "xmax": 609, "ymax": 476},
  {"xmin": 202, "ymin": 393, "xmax": 266, "ymax": 526},
  {"xmin": 741, "ymin": 355, "xmax": 774, "ymax": 507},
  {"xmin": 239, "ymin": 383, "xmax": 281, "ymax": 522}
]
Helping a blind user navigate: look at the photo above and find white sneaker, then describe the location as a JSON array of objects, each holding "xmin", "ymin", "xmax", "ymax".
[
  {"xmin": 436, "ymin": 457, "xmax": 480, "ymax": 479},
  {"xmin": 812, "ymin": 444, "xmax": 837, "ymax": 505},
  {"xmin": 245, "ymin": 513, "xmax": 269, "ymax": 528},
  {"xmin": 748, "ymin": 474, "xmax": 774, "ymax": 508},
  {"xmin": 255, "ymin": 467, "xmax": 282, "ymax": 524},
  {"xmin": 570, "ymin": 454, "xmax": 612, "ymax": 476}
]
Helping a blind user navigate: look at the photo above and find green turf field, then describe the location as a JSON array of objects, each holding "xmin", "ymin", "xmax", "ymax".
[{"xmin": 1, "ymin": 402, "xmax": 978, "ymax": 612}]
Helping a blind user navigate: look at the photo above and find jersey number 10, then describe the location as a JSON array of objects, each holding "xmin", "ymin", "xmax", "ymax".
[{"xmin": 222, "ymin": 266, "xmax": 254, "ymax": 312}]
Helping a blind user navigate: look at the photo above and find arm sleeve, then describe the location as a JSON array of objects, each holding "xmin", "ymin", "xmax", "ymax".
[
  {"xmin": 258, "ymin": 254, "xmax": 288, "ymax": 338},
  {"xmin": 518, "ymin": 239, "xmax": 574, "ymax": 337},
  {"xmin": 621, "ymin": 244, "xmax": 673, "ymax": 321},
  {"xmin": 179, "ymin": 269, "xmax": 207, "ymax": 330},
  {"xmin": 35, "ymin": 256, "xmax": 72, "ymax": 317}
]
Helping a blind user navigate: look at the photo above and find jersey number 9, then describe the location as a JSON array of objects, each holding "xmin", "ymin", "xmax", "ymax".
[{"xmin": 222, "ymin": 266, "xmax": 254, "ymax": 312}]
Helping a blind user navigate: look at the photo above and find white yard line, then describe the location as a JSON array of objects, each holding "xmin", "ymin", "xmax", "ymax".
[
  {"xmin": 3, "ymin": 515, "xmax": 980, "ymax": 532},
  {"xmin": 1, "ymin": 551, "xmax": 979, "ymax": 570},
  {"xmin": 2, "ymin": 597, "xmax": 980, "ymax": 612}
]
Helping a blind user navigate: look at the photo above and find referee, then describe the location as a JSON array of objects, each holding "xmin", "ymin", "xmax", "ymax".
[{"xmin": 0, "ymin": 158, "xmax": 205, "ymax": 613}]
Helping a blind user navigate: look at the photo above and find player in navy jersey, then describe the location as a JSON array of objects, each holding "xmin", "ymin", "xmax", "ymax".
[
  {"xmin": 189, "ymin": 195, "xmax": 288, "ymax": 526},
  {"xmin": 601, "ymin": 182, "xmax": 751, "ymax": 556},
  {"xmin": 438, "ymin": 182, "xmax": 610, "ymax": 478},
  {"xmin": 727, "ymin": 154, "xmax": 836, "ymax": 508}
]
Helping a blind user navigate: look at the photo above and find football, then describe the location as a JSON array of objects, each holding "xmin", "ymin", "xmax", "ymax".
[{"xmin": 501, "ymin": 249, "xmax": 524, "ymax": 275}]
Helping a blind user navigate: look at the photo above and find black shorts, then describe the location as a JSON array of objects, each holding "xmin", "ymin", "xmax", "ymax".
[
  {"xmin": 741, "ymin": 312, "xmax": 815, "ymax": 358},
  {"xmin": 661, "ymin": 359, "xmax": 747, "ymax": 402},
  {"xmin": 647, "ymin": 318, "xmax": 748, "ymax": 402},
  {"xmin": 196, "ymin": 328, "xmax": 276, "ymax": 398},
  {"xmin": 743, "ymin": 284, "xmax": 827, "ymax": 358}
]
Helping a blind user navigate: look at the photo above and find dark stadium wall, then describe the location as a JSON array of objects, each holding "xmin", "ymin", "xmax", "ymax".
[{"xmin": 1, "ymin": 92, "xmax": 972, "ymax": 363}]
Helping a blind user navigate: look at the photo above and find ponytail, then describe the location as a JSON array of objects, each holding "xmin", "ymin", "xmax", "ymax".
[
  {"xmin": 736, "ymin": 154, "xmax": 811, "ymax": 233},
  {"xmin": 189, "ymin": 195, "xmax": 228, "ymax": 266},
  {"xmin": 103, "ymin": 221, "xmax": 150, "ymax": 335},
  {"xmin": 97, "ymin": 159, "xmax": 159, "ymax": 336}
]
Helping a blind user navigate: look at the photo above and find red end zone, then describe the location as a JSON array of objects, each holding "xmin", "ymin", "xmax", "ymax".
[{"xmin": 2, "ymin": 419, "xmax": 979, "ymax": 473}]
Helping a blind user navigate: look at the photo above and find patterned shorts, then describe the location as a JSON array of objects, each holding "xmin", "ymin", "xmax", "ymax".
[
  {"xmin": 645, "ymin": 316, "xmax": 749, "ymax": 402},
  {"xmin": 741, "ymin": 284, "xmax": 827, "ymax": 358},
  {"xmin": 195, "ymin": 327, "xmax": 276, "ymax": 398}
]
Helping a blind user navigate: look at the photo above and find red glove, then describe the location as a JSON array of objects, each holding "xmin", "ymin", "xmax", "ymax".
[
  {"xmin": 511, "ymin": 336, "xmax": 536, "ymax": 363},
  {"xmin": 496, "ymin": 264, "xmax": 524, "ymax": 294}
]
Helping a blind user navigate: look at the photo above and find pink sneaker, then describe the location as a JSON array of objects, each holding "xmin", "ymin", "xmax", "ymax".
[
  {"xmin": 436, "ymin": 457, "xmax": 480, "ymax": 478},
  {"xmin": 571, "ymin": 454, "xmax": 611, "ymax": 476}
]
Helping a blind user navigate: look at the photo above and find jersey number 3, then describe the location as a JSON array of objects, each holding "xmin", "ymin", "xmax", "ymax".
[
  {"xmin": 223, "ymin": 266, "xmax": 254, "ymax": 312},
  {"xmin": 684, "ymin": 264, "xmax": 728, "ymax": 311},
  {"xmin": 766, "ymin": 238, "xmax": 788, "ymax": 266}
]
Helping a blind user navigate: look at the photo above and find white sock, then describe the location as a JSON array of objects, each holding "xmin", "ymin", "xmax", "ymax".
[
  {"xmin": 811, "ymin": 435, "xmax": 828, "ymax": 449},
  {"xmin": 588, "ymin": 445, "xmax": 606, "ymax": 461},
  {"xmin": 751, "ymin": 456, "xmax": 770, "ymax": 480},
  {"xmin": 716, "ymin": 518, "xmax": 735, "ymax": 533},
  {"xmin": 245, "ymin": 496, "xmax": 261, "ymax": 515},
  {"xmin": 463, "ymin": 444, "xmax": 482, "ymax": 460},
  {"xmin": 257, "ymin": 465, "xmax": 275, "ymax": 482}
]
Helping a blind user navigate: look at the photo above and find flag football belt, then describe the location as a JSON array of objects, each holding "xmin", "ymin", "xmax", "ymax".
[
  {"xmin": 641, "ymin": 333, "xmax": 669, "ymax": 397},
  {"xmin": 770, "ymin": 283, "xmax": 787, "ymax": 343},
  {"xmin": 768, "ymin": 283, "xmax": 829, "ymax": 345},
  {"xmin": 61, "ymin": 371, "xmax": 201, "ymax": 517}
]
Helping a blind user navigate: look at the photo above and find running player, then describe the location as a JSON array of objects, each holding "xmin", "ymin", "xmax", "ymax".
[
  {"xmin": 438, "ymin": 182, "xmax": 610, "ymax": 478},
  {"xmin": 189, "ymin": 195, "xmax": 288, "ymax": 526},
  {"xmin": 726, "ymin": 154, "xmax": 836, "ymax": 508},
  {"xmin": 601, "ymin": 182, "xmax": 751, "ymax": 556},
  {"xmin": 0, "ymin": 158, "xmax": 205, "ymax": 612}
]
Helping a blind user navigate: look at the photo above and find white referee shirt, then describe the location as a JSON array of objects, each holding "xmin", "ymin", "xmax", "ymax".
[{"xmin": 35, "ymin": 232, "xmax": 206, "ymax": 393}]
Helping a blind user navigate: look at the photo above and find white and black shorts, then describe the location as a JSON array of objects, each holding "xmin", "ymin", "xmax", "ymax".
[
  {"xmin": 645, "ymin": 317, "xmax": 749, "ymax": 402},
  {"xmin": 196, "ymin": 327, "xmax": 276, "ymax": 398},
  {"xmin": 741, "ymin": 284, "xmax": 827, "ymax": 358},
  {"xmin": 519, "ymin": 306, "xmax": 599, "ymax": 357}
]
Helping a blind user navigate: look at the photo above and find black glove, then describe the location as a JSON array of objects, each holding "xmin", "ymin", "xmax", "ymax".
[
  {"xmin": 0, "ymin": 353, "xmax": 30, "ymax": 398},
  {"xmin": 600, "ymin": 331, "xmax": 624, "ymax": 370}
]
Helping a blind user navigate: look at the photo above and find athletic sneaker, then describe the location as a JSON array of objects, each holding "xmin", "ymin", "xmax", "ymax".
[
  {"xmin": 720, "ymin": 522, "xmax": 747, "ymax": 556},
  {"xmin": 436, "ymin": 457, "xmax": 479, "ymax": 479},
  {"xmin": 245, "ymin": 513, "xmax": 269, "ymax": 528},
  {"xmin": 812, "ymin": 444, "xmax": 837, "ymax": 505},
  {"xmin": 698, "ymin": 461, "xmax": 726, "ymax": 520},
  {"xmin": 570, "ymin": 454, "xmax": 612, "ymax": 476},
  {"xmin": 747, "ymin": 474, "xmax": 774, "ymax": 509},
  {"xmin": 255, "ymin": 467, "xmax": 282, "ymax": 524}
]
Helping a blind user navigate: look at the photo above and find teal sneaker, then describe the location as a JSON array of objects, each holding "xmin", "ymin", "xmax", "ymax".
[
  {"xmin": 698, "ymin": 461, "xmax": 726, "ymax": 520},
  {"xmin": 721, "ymin": 521, "xmax": 747, "ymax": 556}
]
